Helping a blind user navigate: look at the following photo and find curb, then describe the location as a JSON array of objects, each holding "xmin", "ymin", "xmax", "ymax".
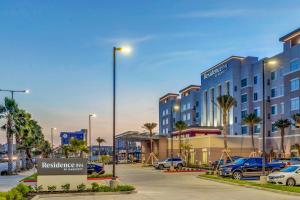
[
  {"xmin": 31, "ymin": 190, "xmax": 137, "ymax": 199},
  {"xmin": 198, "ymin": 176, "xmax": 300, "ymax": 196},
  {"xmin": 163, "ymin": 170, "xmax": 207, "ymax": 173}
]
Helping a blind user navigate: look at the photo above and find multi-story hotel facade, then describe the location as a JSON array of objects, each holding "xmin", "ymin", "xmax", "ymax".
[{"xmin": 158, "ymin": 27, "xmax": 300, "ymax": 154}]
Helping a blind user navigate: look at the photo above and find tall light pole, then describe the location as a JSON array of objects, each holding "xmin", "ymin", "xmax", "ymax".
[
  {"xmin": 89, "ymin": 113, "xmax": 96, "ymax": 161},
  {"xmin": 261, "ymin": 59, "xmax": 277, "ymax": 176},
  {"xmin": 112, "ymin": 46, "xmax": 131, "ymax": 186},
  {"xmin": 0, "ymin": 89, "xmax": 29, "ymax": 100},
  {"xmin": 170, "ymin": 104, "xmax": 180, "ymax": 171},
  {"xmin": 51, "ymin": 127, "xmax": 57, "ymax": 158}
]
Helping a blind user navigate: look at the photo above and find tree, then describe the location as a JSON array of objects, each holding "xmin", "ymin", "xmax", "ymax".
[
  {"xmin": 274, "ymin": 119, "xmax": 291, "ymax": 157},
  {"xmin": 292, "ymin": 113, "xmax": 300, "ymax": 128},
  {"xmin": 40, "ymin": 140, "xmax": 52, "ymax": 158},
  {"xmin": 216, "ymin": 95, "xmax": 236, "ymax": 151},
  {"xmin": 69, "ymin": 138, "xmax": 89, "ymax": 158},
  {"xmin": 175, "ymin": 121, "xmax": 187, "ymax": 156},
  {"xmin": 0, "ymin": 97, "xmax": 18, "ymax": 175},
  {"xmin": 143, "ymin": 122, "xmax": 157, "ymax": 165},
  {"xmin": 62, "ymin": 145, "xmax": 71, "ymax": 158},
  {"xmin": 96, "ymin": 137, "xmax": 106, "ymax": 156},
  {"xmin": 243, "ymin": 113, "xmax": 262, "ymax": 153},
  {"xmin": 180, "ymin": 140, "xmax": 192, "ymax": 166}
]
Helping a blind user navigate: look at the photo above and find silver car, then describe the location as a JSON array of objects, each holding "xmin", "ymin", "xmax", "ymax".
[{"xmin": 154, "ymin": 157, "xmax": 185, "ymax": 170}]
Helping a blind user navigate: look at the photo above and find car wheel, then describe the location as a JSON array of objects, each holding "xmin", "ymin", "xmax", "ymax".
[
  {"xmin": 286, "ymin": 178, "xmax": 296, "ymax": 186},
  {"xmin": 233, "ymin": 171, "xmax": 242, "ymax": 180},
  {"xmin": 177, "ymin": 164, "xmax": 183, "ymax": 170},
  {"xmin": 158, "ymin": 164, "xmax": 164, "ymax": 170}
]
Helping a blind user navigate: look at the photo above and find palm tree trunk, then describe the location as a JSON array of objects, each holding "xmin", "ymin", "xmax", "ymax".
[
  {"xmin": 25, "ymin": 148, "xmax": 33, "ymax": 169},
  {"xmin": 223, "ymin": 112, "xmax": 228, "ymax": 163},
  {"xmin": 21, "ymin": 150, "xmax": 26, "ymax": 169},
  {"xmin": 250, "ymin": 125, "xmax": 255, "ymax": 153},
  {"xmin": 98, "ymin": 143, "xmax": 101, "ymax": 156},
  {"xmin": 7, "ymin": 133, "xmax": 14, "ymax": 175},
  {"xmin": 281, "ymin": 128, "xmax": 285, "ymax": 158},
  {"xmin": 15, "ymin": 136, "xmax": 21, "ymax": 172},
  {"xmin": 179, "ymin": 132, "xmax": 182, "ymax": 156}
]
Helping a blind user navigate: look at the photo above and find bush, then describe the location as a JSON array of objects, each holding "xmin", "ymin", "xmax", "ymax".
[
  {"xmin": 117, "ymin": 185, "xmax": 135, "ymax": 191},
  {"xmin": 6, "ymin": 188, "xmax": 23, "ymax": 200},
  {"xmin": 35, "ymin": 185, "xmax": 43, "ymax": 192},
  {"xmin": 91, "ymin": 182, "xmax": 99, "ymax": 192},
  {"xmin": 61, "ymin": 183, "xmax": 70, "ymax": 192},
  {"xmin": 0, "ymin": 192, "xmax": 7, "ymax": 200},
  {"xmin": 97, "ymin": 185, "xmax": 111, "ymax": 192},
  {"xmin": 15, "ymin": 183, "xmax": 30, "ymax": 196},
  {"xmin": 47, "ymin": 185, "xmax": 57, "ymax": 192},
  {"xmin": 77, "ymin": 183, "xmax": 86, "ymax": 192}
]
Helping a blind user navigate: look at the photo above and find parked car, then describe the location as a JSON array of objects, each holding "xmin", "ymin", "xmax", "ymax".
[
  {"xmin": 87, "ymin": 163, "xmax": 105, "ymax": 175},
  {"xmin": 154, "ymin": 157, "xmax": 185, "ymax": 170},
  {"xmin": 267, "ymin": 165, "xmax": 300, "ymax": 186},
  {"xmin": 211, "ymin": 156, "xmax": 242, "ymax": 169},
  {"xmin": 219, "ymin": 157, "xmax": 286, "ymax": 180}
]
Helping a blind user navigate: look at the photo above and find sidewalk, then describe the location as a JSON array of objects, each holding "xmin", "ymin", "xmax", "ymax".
[{"xmin": 0, "ymin": 168, "xmax": 36, "ymax": 192}]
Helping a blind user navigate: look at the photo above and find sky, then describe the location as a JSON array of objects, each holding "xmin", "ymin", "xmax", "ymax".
[{"xmin": 1, "ymin": 0, "xmax": 300, "ymax": 146}]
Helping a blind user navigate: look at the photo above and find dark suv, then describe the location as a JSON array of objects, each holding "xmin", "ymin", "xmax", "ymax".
[{"xmin": 219, "ymin": 157, "xmax": 285, "ymax": 179}]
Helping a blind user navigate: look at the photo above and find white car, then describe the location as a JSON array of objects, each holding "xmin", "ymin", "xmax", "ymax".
[{"xmin": 267, "ymin": 165, "xmax": 300, "ymax": 186}]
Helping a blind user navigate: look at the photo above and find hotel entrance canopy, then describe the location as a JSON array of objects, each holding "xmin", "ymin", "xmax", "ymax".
[{"xmin": 116, "ymin": 131, "xmax": 161, "ymax": 141}]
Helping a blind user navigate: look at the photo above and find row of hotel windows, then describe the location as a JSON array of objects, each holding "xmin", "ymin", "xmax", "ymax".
[
  {"xmin": 162, "ymin": 112, "xmax": 194, "ymax": 126},
  {"xmin": 162, "ymin": 102, "xmax": 197, "ymax": 117},
  {"xmin": 241, "ymin": 98, "xmax": 299, "ymax": 119},
  {"xmin": 240, "ymin": 59, "xmax": 300, "ymax": 88}
]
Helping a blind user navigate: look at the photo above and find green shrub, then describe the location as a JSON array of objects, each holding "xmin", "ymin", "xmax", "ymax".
[
  {"xmin": 91, "ymin": 182, "xmax": 99, "ymax": 192},
  {"xmin": 61, "ymin": 183, "xmax": 70, "ymax": 192},
  {"xmin": 117, "ymin": 185, "xmax": 135, "ymax": 191},
  {"xmin": 15, "ymin": 183, "xmax": 30, "ymax": 196},
  {"xmin": 6, "ymin": 188, "xmax": 23, "ymax": 200},
  {"xmin": 35, "ymin": 185, "xmax": 43, "ymax": 192},
  {"xmin": 47, "ymin": 185, "xmax": 57, "ymax": 192},
  {"xmin": 97, "ymin": 185, "xmax": 111, "ymax": 192},
  {"xmin": 0, "ymin": 192, "xmax": 7, "ymax": 200},
  {"xmin": 77, "ymin": 183, "xmax": 86, "ymax": 192}
]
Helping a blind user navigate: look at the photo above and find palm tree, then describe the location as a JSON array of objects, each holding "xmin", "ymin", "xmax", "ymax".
[
  {"xmin": 0, "ymin": 97, "xmax": 18, "ymax": 175},
  {"xmin": 96, "ymin": 137, "xmax": 106, "ymax": 156},
  {"xmin": 292, "ymin": 113, "xmax": 300, "ymax": 128},
  {"xmin": 40, "ymin": 140, "xmax": 52, "ymax": 158},
  {"xmin": 216, "ymin": 95, "xmax": 236, "ymax": 151},
  {"xmin": 175, "ymin": 121, "xmax": 187, "ymax": 156},
  {"xmin": 62, "ymin": 145, "xmax": 71, "ymax": 158},
  {"xmin": 274, "ymin": 119, "xmax": 291, "ymax": 158},
  {"xmin": 243, "ymin": 113, "xmax": 262, "ymax": 153},
  {"xmin": 69, "ymin": 138, "xmax": 89, "ymax": 158},
  {"xmin": 180, "ymin": 140, "xmax": 192, "ymax": 166},
  {"xmin": 143, "ymin": 122, "xmax": 157, "ymax": 165}
]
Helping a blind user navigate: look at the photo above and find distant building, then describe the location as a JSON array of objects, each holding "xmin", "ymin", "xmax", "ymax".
[
  {"xmin": 90, "ymin": 145, "xmax": 113, "ymax": 161},
  {"xmin": 60, "ymin": 129, "xmax": 87, "ymax": 145}
]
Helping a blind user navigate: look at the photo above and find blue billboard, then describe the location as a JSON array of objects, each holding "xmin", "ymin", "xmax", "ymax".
[{"xmin": 60, "ymin": 129, "xmax": 86, "ymax": 145}]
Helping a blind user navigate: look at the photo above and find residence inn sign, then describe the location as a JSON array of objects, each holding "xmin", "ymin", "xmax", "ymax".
[
  {"xmin": 203, "ymin": 64, "xmax": 228, "ymax": 79},
  {"xmin": 37, "ymin": 158, "xmax": 87, "ymax": 175}
]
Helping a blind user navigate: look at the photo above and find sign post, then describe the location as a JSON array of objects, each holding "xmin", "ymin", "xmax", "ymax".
[{"xmin": 37, "ymin": 158, "xmax": 87, "ymax": 191}]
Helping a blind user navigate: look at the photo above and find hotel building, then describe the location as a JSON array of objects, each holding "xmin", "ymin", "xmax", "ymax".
[{"xmin": 158, "ymin": 27, "xmax": 300, "ymax": 154}]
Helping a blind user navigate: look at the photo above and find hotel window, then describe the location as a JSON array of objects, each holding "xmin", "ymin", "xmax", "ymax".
[
  {"xmin": 271, "ymin": 104, "xmax": 277, "ymax": 115},
  {"xmin": 162, "ymin": 110, "xmax": 165, "ymax": 116},
  {"xmin": 271, "ymin": 88, "xmax": 276, "ymax": 98},
  {"xmin": 187, "ymin": 103, "xmax": 191, "ymax": 110},
  {"xmin": 182, "ymin": 104, "xmax": 186, "ymax": 111},
  {"xmin": 162, "ymin": 119, "xmax": 165, "ymax": 125},
  {"xmin": 254, "ymin": 124, "xmax": 261, "ymax": 134},
  {"xmin": 278, "ymin": 85, "xmax": 284, "ymax": 96},
  {"xmin": 187, "ymin": 113, "xmax": 191, "ymax": 120},
  {"xmin": 241, "ymin": 78, "xmax": 247, "ymax": 88},
  {"xmin": 241, "ymin": 94, "xmax": 247, "ymax": 103},
  {"xmin": 165, "ymin": 109, "xmax": 169, "ymax": 115},
  {"xmin": 280, "ymin": 102, "xmax": 284, "ymax": 114},
  {"xmin": 166, "ymin": 128, "xmax": 168, "ymax": 133},
  {"xmin": 166, "ymin": 118, "xmax": 169, "ymax": 125},
  {"xmin": 241, "ymin": 110, "xmax": 247, "ymax": 118},
  {"xmin": 254, "ymin": 75, "xmax": 258, "ymax": 85},
  {"xmin": 254, "ymin": 107, "xmax": 260, "ymax": 117},
  {"xmin": 241, "ymin": 126, "xmax": 248, "ymax": 134},
  {"xmin": 271, "ymin": 71, "xmax": 276, "ymax": 80},
  {"xmin": 272, "ymin": 123, "xmax": 278, "ymax": 133},
  {"xmin": 290, "ymin": 78, "xmax": 300, "ymax": 91},
  {"xmin": 195, "ymin": 101, "xmax": 199, "ymax": 107},
  {"xmin": 162, "ymin": 129, "xmax": 165, "ymax": 134},
  {"xmin": 218, "ymin": 85, "xmax": 222, "ymax": 96},
  {"xmin": 225, "ymin": 81, "xmax": 230, "ymax": 95},
  {"xmin": 183, "ymin": 114, "xmax": 187, "ymax": 121},
  {"xmin": 291, "ymin": 97, "xmax": 300, "ymax": 111},
  {"xmin": 290, "ymin": 59, "xmax": 300, "ymax": 72},
  {"xmin": 253, "ymin": 92, "xmax": 258, "ymax": 101}
]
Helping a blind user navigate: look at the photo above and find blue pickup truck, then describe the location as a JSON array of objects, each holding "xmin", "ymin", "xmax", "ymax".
[{"xmin": 219, "ymin": 157, "xmax": 286, "ymax": 180}]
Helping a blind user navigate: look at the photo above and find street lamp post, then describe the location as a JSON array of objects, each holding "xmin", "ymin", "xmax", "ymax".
[
  {"xmin": 89, "ymin": 114, "xmax": 96, "ymax": 161},
  {"xmin": 51, "ymin": 127, "xmax": 57, "ymax": 158},
  {"xmin": 111, "ymin": 46, "xmax": 131, "ymax": 187},
  {"xmin": 0, "ymin": 89, "xmax": 29, "ymax": 100}
]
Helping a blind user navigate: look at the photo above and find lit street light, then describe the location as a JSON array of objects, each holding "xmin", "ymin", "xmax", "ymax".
[
  {"xmin": 89, "ymin": 113, "xmax": 96, "ymax": 161},
  {"xmin": 111, "ymin": 45, "xmax": 132, "ymax": 188},
  {"xmin": 0, "ymin": 89, "xmax": 30, "ymax": 100}
]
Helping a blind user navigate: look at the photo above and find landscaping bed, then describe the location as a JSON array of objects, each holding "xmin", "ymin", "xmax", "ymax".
[
  {"xmin": 199, "ymin": 174, "xmax": 300, "ymax": 195},
  {"xmin": 0, "ymin": 183, "xmax": 135, "ymax": 200},
  {"xmin": 164, "ymin": 169, "xmax": 207, "ymax": 173}
]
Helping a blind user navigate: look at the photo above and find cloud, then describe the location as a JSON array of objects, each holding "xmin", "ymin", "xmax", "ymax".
[{"xmin": 176, "ymin": 9, "xmax": 250, "ymax": 18}]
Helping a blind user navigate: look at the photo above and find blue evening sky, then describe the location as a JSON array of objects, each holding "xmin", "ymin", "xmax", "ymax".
[{"xmin": 1, "ymin": 0, "xmax": 300, "ymax": 145}]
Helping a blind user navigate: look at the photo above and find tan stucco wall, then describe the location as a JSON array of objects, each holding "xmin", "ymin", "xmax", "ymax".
[{"xmin": 37, "ymin": 175, "xmax": 87, "ymax": 191}]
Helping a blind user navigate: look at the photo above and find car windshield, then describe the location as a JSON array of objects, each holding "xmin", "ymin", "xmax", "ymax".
[
  {"xmin": 233, "ymin": 158, "xmax": 247, "ymax": 165},
  {"xmin": 280, "ymin": 166, "xmax": 299, "ymax": 172}
]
